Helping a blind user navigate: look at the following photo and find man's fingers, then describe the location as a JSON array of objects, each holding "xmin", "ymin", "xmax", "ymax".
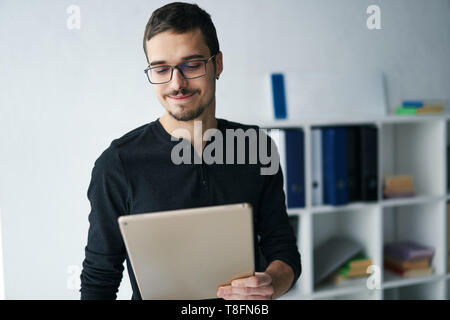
[
  {"xmin": 219, "ymin": 294, "xmax": 271, "ymax": 300},
  {"xmin": 218, "ymin": 284, "xmax": 274, "ymax": 297},
  {"xmin": 231, "ymin": 272, "xmax": 272, "ymax": 288}
]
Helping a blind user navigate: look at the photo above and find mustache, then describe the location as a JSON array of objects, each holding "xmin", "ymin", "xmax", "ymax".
[{"xmin": 166, "ymin": 88, "xmax": 199, "ymax": 97}]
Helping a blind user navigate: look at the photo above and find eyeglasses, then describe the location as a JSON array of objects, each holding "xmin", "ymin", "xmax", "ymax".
[{"xmin": 144, "ymin": 55, "xmax": 216, "ymax": 85}]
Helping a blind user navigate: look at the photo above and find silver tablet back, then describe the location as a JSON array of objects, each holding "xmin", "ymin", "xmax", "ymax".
[{"xmin": 118, "ymin": 203, "xmax": 255, "ymax": 300}]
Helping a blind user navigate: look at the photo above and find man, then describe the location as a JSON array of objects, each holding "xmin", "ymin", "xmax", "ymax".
[{"xmin": 80, "ymin": 2, "xmax": 301, "ymax": 300}]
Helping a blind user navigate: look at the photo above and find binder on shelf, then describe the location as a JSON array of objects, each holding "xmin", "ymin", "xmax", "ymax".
[
  {"xmin": 322, "ymin": 127, "xmax": 348, "ymax": 206},
  {"xmin": 285, "ymin": 129, "xmax": 305, "ymax": 208},
  {"xmin": 270, "ymin": 74, "xmax": 287, "ymax": 119},
  {"xmin": 360, "ymin": 125, "xmax": 378, "ymax": 201},
  {"xmin": 311, "ymin": 128, "xmax": 323, "ymax": 206},
  {"xmin": 266, "ymin": 128, "xmax": 305, "ymax": 208},
  {"xmin": 346, "ymin": 126, "xmax": 361, "ymax": 202}
]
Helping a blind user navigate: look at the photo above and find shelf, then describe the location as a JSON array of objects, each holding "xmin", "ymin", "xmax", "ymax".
[
  {"xmin": 312, "ymin": 278, "xmax": 371, "ymax": 299},
  {"xmin": 279, "ymin": 286, "xmax": 308, "ymax": 300},
  {"xmin": 264, "ymin": 115, "xmax": 450, "ymax": 300},
  {"xmin": 258, "ymin": 114, "xmax": 448, "ymax": 129},
  {"xmin": 280, "ymin": 279, "xmax": 374, "ymax": 300},
  {"xmin": 310, "ymin": 202, "xmax": 378, "ymax": 215},
  {"xmin": 287, "ymin": 208, "xmax": 308, "ymax": 216},
  {"xmin": 381, "ymin": 195, "xmax": 444, "ymax": 208},
  {"xmin": 382, "ymin": 270, "xmax": 443, "ymax": 290}
]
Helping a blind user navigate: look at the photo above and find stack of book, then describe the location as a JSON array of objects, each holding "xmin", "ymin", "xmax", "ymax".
[
  {"xmin": 384, "ymin": 241, "xmax": 434, "ymax": 278},
  {"xmin": 383, "ymin": 175, "xmax": 416, "ymax": 199},
  {"xmin": 330, "ymin": 254, "xmax": 372, "ymax": 285},
  {"xmin": 396, "ymin": 100, "xmax": 448, "ymax": 115}
]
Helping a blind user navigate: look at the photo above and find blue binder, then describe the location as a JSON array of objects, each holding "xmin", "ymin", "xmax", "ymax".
[
  {"xmin": 285, "ymin": 129, "xmax": 305, "ymax": 208},
  {"xmin": 322, "ymin": 127, "xmax": 349, "ymax": 205},
  {"xmin": 271, "ymin": 74, "xmax": 287, "ymax": 119}
]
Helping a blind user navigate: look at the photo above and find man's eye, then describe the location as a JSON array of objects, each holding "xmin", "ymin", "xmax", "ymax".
[
  {"xmin": 154, "ymin": 67, "xmax": 170, "ymax": 74},
  {"xmin": 183, "ymin": 62, "xmax": 202, "ymax": 69}
]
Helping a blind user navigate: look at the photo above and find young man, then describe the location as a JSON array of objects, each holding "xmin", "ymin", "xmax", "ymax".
[{"xmin": 80, "ymin": 2, "xmax": 301, "ymax": 300}]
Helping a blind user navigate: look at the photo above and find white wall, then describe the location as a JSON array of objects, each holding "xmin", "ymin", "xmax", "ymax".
[{"xmin": 0, "ymin": 0, "xmax": 449, "ymax": 299}]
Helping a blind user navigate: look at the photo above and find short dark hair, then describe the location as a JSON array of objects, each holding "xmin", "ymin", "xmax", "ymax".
[{"xmin": 143, "ymin": 2, "xmax": 220, "ymax": 63}]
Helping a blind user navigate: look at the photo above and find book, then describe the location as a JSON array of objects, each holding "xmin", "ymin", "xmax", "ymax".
[
  {"xmin": 384, "ymin": 183, "xmax": 415, "ymax": 192},
  {"xmin": 285, "ymin": 129, "xmax": 305, "ymax": 208},
  {"xmin": 270, "ymin": 74, "xmax": 287, "ymax": 119},
  {"xmin": 402, "ymin": 100, "xmax": 448, "ymax": 108},
  {"xmin": 402, "ymin": 101, "xmax": 423, "ymax": 108},
  {"xmin": 346, "ymin": 126, "xmax": 361, "ymax": 202},
  {"xmin": 384, "ymin": 264, "xmax": 433, "ymax": 278},
  {"xmin": 311, "ymin": 129, "xmax": 323, "ymax": 206},
  {"xmin": 383, "ymin": 175, "xmax": 414, "ymax": 188},
  {"xmin": 341, "ymin": 254, "xmax": 372, "ymax": 269},
  {"xmin": 384, "ymin": 256, "xmax": 430, "ymax": 270},
  {"xmin": 314, "ymin": 236, "xmax": 363, "ymax": 285},
  {"xmin": 417, "ymin": 107, "xmax": 444, "ymax": 113},
  {"xmin": 396, "ymin": 107, "xmax": 417, "ymax": 115},
  {"xmin": 360, "ymin": 126, "xmax": 378, "ymax": 201},
  {"xmin": 384, "ymin": 241, "xmax": 434, "ymax": 261},
  {"xmin": 322, "ymin": 127, "xmax": 349, "ymax": 206},
  {"xmin": 383, "ymin": 192, "xmax": 416, "ymax": 199},
  {"xmin": 396, "ymin": 107, "xmax": 443, "ymax": 115},
  {"xmin": 384, "ymin": 187, "xmax": 416, "ymax": 198},
  {"xmin": 336, "ymin": 265, "xmax": 370, "ymax": 278},
  {"xmin": 331, "ymin": 273, "xmax": 369, "ymax": 286}
]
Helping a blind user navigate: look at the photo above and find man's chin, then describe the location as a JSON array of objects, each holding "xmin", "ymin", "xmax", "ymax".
[
  {"xmin": 169, "ymin": 110, "xmax": 203, "ymax": 122},
  {"xmin": 169, "ymin": 105, "xmax": 206, "ymax": 122}
]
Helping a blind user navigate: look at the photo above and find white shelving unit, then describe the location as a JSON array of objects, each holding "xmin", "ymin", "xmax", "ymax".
[{"xmin": 259, "ymin": 114, "xmax": 450, "ymax": 300}]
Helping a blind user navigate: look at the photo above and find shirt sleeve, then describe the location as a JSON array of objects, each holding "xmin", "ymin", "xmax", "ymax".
[
  {"xmin": 80, "ymin": 144, "xmax": 130, "ymax": 300},
  {"xmin": 256, "ymin": 134, "xmax": 302, "ymax": 289}
]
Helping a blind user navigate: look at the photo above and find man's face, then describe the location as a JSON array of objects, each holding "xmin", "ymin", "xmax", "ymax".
[{"xmin": 145, "ymin": 28, "xmax": 222, "ymax": 122}]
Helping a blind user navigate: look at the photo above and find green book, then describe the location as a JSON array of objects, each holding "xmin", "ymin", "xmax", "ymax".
[
  {"xmin": 396, "ymin": 107, "xmax": 417, "ymax": 115},
  {"xmin": 338, "ymin": 254, "xmax": 371, "ymax": 270}
]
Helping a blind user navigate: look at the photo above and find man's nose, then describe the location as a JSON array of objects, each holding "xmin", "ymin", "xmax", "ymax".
[{"xmin": 170, "ymin": 67, "xmax": 188, "ymax": 90}]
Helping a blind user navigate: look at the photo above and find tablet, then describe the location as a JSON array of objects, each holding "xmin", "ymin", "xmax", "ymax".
[{"xmin": 118, "ymin": 202, "xmax": 255, "ymax": 300}]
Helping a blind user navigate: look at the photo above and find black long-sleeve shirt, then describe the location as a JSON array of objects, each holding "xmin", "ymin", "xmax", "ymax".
[{"xmin": 80, "ymin": 117, "xmax": 301, "ymax": 300}]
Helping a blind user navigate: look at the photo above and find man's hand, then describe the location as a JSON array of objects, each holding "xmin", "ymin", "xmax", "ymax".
[{"xmin": 216, "ymin": 272, "xmax": 274, "ymax": 300}]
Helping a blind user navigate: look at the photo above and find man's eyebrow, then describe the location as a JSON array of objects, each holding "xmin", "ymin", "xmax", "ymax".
[{"xmin": 149, "ymin": 54, "xmax": 206, "ymax": 66}]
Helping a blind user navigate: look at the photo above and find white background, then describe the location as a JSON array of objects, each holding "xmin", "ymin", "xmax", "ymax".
[{"xmin": 0, "ymin": 0, "xmax": 449, "ymax": 299}]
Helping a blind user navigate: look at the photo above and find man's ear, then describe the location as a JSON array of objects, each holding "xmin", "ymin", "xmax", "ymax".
[{"xmin": 215, "ymin": 51, "xmax": 223, "ymax": 80}]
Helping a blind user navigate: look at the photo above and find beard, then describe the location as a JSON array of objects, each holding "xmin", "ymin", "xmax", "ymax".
[
  {"xmin": 169, "ymin": 103, "xmax": 208, "ymax": 121},
  {"xmin": 166, "ymin": 87, "xmax": 214, "ymax": 122}
]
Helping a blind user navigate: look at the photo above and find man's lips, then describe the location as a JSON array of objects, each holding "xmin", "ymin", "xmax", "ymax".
[{"xmin": 168, "ymin": 93, "xmax": 195, "ymax": 100}]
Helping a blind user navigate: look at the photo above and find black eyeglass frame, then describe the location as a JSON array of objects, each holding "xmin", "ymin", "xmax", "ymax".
[{"xmin": 144, "ymin": 55, "xmax": 216, "ymax": 85}]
